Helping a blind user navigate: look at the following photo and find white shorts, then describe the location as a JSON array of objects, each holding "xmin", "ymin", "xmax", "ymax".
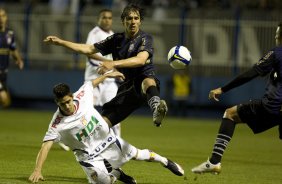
[{"xmin": 79, "ymin": 137, "xmax": 137, "ymax": 184}]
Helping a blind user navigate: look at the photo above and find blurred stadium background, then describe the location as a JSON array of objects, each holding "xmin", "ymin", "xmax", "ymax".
[{"xmin": 2, "ymin": 0, "xmax": 282, "ymax": 116}]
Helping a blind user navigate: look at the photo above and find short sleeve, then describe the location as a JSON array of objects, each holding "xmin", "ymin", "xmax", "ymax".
[
  {"xmin": 94, "ymin": 34, "xmax": 115, "ymax": 56},
  {"xmin": 138, "ymin": 35, "xmax": 153, "ymax": 58}
]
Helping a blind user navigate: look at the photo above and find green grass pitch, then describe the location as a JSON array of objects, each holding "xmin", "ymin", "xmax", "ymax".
[{"xmin": 0, "ymin": 109, "xmax": 281, "ymax": 184}]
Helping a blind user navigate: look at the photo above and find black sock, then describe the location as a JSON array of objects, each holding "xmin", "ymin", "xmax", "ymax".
[
  {"xmin": 209, "ymin": 118, "xmax": 235, "ymax": 164},
  {"xmin": 146, "ymin": 86, "xmax": 160, "ymax": 111}
]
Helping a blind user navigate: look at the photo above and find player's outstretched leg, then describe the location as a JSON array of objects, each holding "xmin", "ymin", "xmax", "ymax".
[
  {"xmin": 133, "ymin": 149, "xmax": 184, "ymax": 176},
  {"xmin": 153, "ymin": 100, "xmax": 168, "ymax": 127},
  {"xmin": 115, "ymin": 168, "xmax": 137, "ymax": 184},
  {"xmin": 191, "ymin": 159, "xmax": 221, "ymax": 174},
  {"xmin": 146, "ymin": 85, "xmax": 168, "ymax": 127}
]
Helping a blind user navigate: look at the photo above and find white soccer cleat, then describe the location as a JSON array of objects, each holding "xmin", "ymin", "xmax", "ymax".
[
  {"xmin": 191, "ymin": 159, "xmax": 221, "ymax": 174},
  {"xmin": 153, "ymin": 100, "xmax": 168, "ymax": 127},
  {"xmin": 58, "ymin": 142, "xmax": 70, "ymax": 151}
]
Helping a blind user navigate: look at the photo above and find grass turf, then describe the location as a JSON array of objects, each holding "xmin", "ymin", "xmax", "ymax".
[{"xmin": 0, "ymin": 109, "xmax": 281, "ymax": 184}]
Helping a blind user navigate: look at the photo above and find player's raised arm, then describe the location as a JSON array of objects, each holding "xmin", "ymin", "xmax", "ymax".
[
  {"xmin": 97, "ymin": 51, "xmax": 149, "ymax": 74},
  {"xmin": 92, "ymin": 70, "xmax": 124, "ymax": 88},
  {"xmin": 43, "ymin": 36, "xmax": 97, "ymax": 56},
  {"xmin": 29, "ymin": 141, "xmax": 54, "ymax": 183}
]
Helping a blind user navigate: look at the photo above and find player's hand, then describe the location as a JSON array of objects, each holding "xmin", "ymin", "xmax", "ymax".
[
  {"xmin": 104, "ymin": 70, "xmax": 125, "ymax": 81},
  {"xmin": 16, "ymin": 60, "xmax": 24, "ymax": 70},
  {"xmin": 43, "ymin": 36, "xmax": 62, "ymax": 45},
  {"xmin": 97, "ymin": 61, "xmax": 115, "ymax": 75},
  {"xmin": 29, "ymin": 170, "xmax": 44, "ymax": 183},
  {"xmin": 208, "ymin": 88, "xmax": 223, "ymax": 101}
]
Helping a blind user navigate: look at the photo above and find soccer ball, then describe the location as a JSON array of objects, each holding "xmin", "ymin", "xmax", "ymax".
[{"xmin": 167, "ymin": 46, "xmax": 192, "ymax": 69}]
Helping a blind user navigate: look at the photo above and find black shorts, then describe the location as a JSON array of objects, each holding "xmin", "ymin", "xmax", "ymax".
[
  {"xmin": 0, "ymin": 71, "xmax": 7, "ymax": 91},
  {"xmin": 237, "ymin": 99, "xmax": 281, "ymax": 134},
  {"xmin": 102, "ymin": 72, "xmax": 160, "ymax": 126}
]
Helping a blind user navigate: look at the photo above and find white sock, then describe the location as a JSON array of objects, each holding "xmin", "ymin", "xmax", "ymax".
[{"xmin": 134, "ymin": 149, "xmax": 168, "ymax": 166}]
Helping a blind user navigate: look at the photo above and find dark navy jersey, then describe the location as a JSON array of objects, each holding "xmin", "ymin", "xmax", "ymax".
[
  {"xmin": 0, "ymin": 28, "xmax": 16, "ymax": 71},
  {"xmin": 253, "ymin": 46, "xmax": 282, "ymax": 113},
  {"xmin": 94, "ymin": 30, "xmax": 155, "ymax": 80}
]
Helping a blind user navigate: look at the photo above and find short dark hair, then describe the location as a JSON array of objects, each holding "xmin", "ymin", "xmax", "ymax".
[
  {"xmin": 120, "ymin": 4, "xmax": 145, "ymax": 22},
  {"xmin": 53, "ymin": 83, "xmax": 72, "ymax": 101},
  {"xmin": 98, "ymin": 9, "xmax": 112, "ymax": 17}
]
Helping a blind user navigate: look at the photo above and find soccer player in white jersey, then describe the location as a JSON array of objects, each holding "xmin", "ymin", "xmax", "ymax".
[
  {"xmin": 85, "ymin": 9, "xmax": 121, "ymax": 137},
  {"xmin": 29, "ymin": 71, "xmax": 184, "ymax": 184}
]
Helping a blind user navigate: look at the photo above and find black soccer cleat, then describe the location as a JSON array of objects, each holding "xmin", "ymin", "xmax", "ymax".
[
  {"xmin": 117, "ymin": 169, "xmax": 137, "ymax": 184},
  {"xmin": 164, "ymin": 159, "xmax": 185, "ymax": 176}
]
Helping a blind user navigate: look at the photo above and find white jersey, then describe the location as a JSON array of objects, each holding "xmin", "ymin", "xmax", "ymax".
[
  {"xmin": 84, "ymin": 26, "xmax": 118, "ymax": 107},
  {"xmin": 43, "ymin": 82, "xmax": 117, "ymax": 162},
  {"xmin": 84, "ymin": 26, "xmax": 114, "ymax": 81}
]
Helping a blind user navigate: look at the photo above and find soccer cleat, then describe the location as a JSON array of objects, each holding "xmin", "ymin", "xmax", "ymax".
[
  {"xmin": 164, "ymin": 159, "xmax": 185, "ymax": 176},
  {"xmin": 191, "ymin": 159, "xmax": 221, "ymax": 174},
  {"xmin": 153, "ymin": 100, "xmax": 168, "ymax": 127},
  {"xmin": 58, "ymin": 142, "xmax": 70, "ymax": 151},
  {"xmin": 117, "ymin": 169, "xmax": 137, "ymax": 184}
]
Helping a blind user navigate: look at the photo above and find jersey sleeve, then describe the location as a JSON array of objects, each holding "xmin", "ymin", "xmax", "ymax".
[
  {"xmin": 8, "ymin": 30, "xmax": 16, "ymax": 51},
  {"xmin": 43, "ymin": 112, "xmax": 61, "ymax": 142},
  {"xmin": 138, "ymin": 34, "xmax": 153, "ymax": 58},
  {"xmin": 86, "ymin": 28, "xmax": 100, "ymax": 45},
  {"xmin": 253, "ymin": 50, "xmax": 275, "ymax": 76},
  {"xmin": 43, "ymin": 127, "xmax": 60, "ymax": 142},
  {"xmin": 94, "ymin": 34, "xmax": 115, "ymax": 56}
]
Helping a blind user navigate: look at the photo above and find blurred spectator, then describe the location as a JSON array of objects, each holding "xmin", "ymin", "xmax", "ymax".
[
  {"xmin": 171, "ymin": 70, "xmax": 191, "ymax": 117},
  {"xmin": 152, "ymin": 0, "xmax": 169, "ymax": 21},
  {"xmin": 49, "ymin": 0, "xmax": 69, "ymax": 15}
]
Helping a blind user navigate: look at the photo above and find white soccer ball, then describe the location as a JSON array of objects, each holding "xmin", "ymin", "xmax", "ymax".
[{"xmin": 167, "ymin": 46, "xmax": 192, "ymax": 69}]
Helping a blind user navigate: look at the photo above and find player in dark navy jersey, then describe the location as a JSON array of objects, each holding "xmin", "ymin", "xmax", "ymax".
[
  {"xmin": 192, "ymin": 23, "xmax": 282, "ymax": 174},
  {"xmin": 0, "ymin": 8, "xmax": 23, "ymax": 108},
  {"xmin": 44, "ymin": 4, "xmax": 168, "ymax": 128}
]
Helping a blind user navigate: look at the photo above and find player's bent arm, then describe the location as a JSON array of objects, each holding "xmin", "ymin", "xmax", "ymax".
[
  {"xmin": 113, "ymin": 51, "xmax": 149, "ymax": 68},
  {"xmin": 10, "ymin": 49, "xmax": 24, "ymax": 69},
  {"xmin": 44, "ymin": 36, "xmax": 97, "ymax": 55},
  {"xmin": 89, "ymin": 54, "xmax": 112, "ymax": 62},
  {"xmin": 29, "ymin": 140, "xmax": 54, "ymax": 183},
  {"xmin": 92, "ymin": 71, "xmax": 125, "ymax": 88}
]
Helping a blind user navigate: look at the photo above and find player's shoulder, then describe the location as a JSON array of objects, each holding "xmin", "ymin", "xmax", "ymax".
[
  {"xmin": 271, "ymin": 46, "xmax": 282, "ymax": 60},
  {"xmin": 74, "ymin": 82, "xmax": 93, "ymax": 99},
  {"xmin": 139, "ymin": 30, "xmax": 152, "ymax": 38},
  {"xmin": 51, "ymin": 112, "xmax": 64, "ymax": 128},
  {"xmin": 5, "ymin": 28, "xmax": 14, "ymax": 36}
]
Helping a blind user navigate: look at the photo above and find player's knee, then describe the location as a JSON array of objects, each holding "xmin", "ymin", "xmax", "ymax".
[
  {"xmin": 141, "ymin": 78, "xmax": 156, "ymax": 94},
  {"xmin": 223, "ymin": 107, "xmax": 238, "ymax": 121},
  {"xmin": 0, "ymin": 94, "xmax": 11, "ymax": 108}
]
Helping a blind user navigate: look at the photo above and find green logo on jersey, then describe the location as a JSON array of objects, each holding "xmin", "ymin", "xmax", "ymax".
[{"xmin": 75, "ymin": 116, "xmax": 99, "ymax": 141}]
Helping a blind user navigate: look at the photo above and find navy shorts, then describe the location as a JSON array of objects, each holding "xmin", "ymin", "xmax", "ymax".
[
  {"xmin": 102, "ymin": 72, "xmax": 160, "ymax": 126},
  {"xmin": 237, "ymin": 99, "xmax": 281, "ymax": 135}
]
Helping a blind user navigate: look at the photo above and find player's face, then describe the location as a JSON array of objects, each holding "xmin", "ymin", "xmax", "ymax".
[
  {"xmin": 123, "ymin": 11, "xmax": 141, "ymax": 38},
  {"xmin": 56, "ymin": 95, "xmax": 75, "ymax": 116},
  {"xmin": 275, "ymin": 26, "xmax": 282, "ymax": 46},
  {"xmin": 0, "ymin": 9, "xmax": 7, "ymax": 30},
  {"xmin": 98, "ymin": 11, "xmax": 112, "ymax": 32}
]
